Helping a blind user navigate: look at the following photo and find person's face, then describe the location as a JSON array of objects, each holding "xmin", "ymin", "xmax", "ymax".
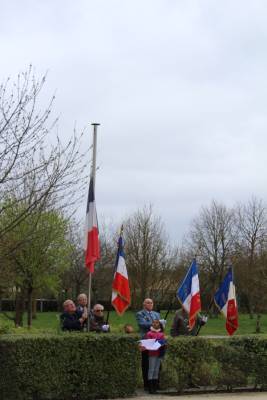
[
  {"xmin": 152, "ymin": 320, "xmax": 160, "ymax": 330},
  {"xmin": 78, "ymin": 296, "xmax": 87, "ymax": 306},
  {"xmin": 93, "ymin": 306, "xmax": 104, "ymax": 316},
  {"xmin": 124, "ymin": 325, "xmax": 134, "ymax": 334},
  {"xmin": 65, "ymin": 301, "xmax": 76, "ymax": 313},
  {"xmin": 143, "ymin": 299, "xmax": 153, "ymax": 311}
]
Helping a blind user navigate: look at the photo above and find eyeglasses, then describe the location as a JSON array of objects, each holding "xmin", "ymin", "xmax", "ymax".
[{"xmin": 95, "ymin": 309, "xmax": 104, "ymax": 312}]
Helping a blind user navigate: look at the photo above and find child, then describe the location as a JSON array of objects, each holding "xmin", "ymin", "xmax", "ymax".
[
  {"xmin": 124, "ymin": 323, "xmax": 134, "ymax": 334},
  {"xmin": 144, "ymin": 319, "xmax": 166, "ymax": 394}
]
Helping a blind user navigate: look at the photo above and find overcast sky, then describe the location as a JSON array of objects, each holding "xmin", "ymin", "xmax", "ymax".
[{"xmin": 1, "ymin": 1, "xmax": 267, "ymax": 244}]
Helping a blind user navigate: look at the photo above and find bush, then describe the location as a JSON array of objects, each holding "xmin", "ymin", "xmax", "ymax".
[
  {"xmin": 162, "ymin": 336, "xmax": 267, "ymax": 391},
  {"xmin": 161, "ymin": 337, "xmax": 216, "ymax": 391},
  {"xmin": 1, "ymin": 334, "xmax": 267, "ymax": 398},
  {"xmin": 0, "ymin": 334, "xmax": 139, "ymax": 400},
  {"xmin": 229, "ymin": 336, "xmax": 267, "ymax": 389}
]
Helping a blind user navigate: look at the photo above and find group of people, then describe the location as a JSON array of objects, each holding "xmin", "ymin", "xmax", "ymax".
[
  {"xmin": 60, "ymin": 295, "xmax": 207, "ymax": 394},
  {"xmin": 60, "ymin": 294, "xmax": 110, "ymax": 333}
]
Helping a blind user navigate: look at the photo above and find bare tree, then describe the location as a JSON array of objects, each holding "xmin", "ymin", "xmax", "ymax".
[
  {"xmin": 0, "ymin": 66, "xmax": 87, "ymax": 240},
  {"xmin": 60, "ymin": 220, "xmax": 116, "ymax": 306},
  {"xmin": 234, "ymin": 197, "xmax": 267, "ymax": 316},
  {"xmin": 123, "ymin": 205, "xmax": 178, "ymax": 308},
  {"xmin": 186, "ymin": 200, "xmax": 236, "ymax": 307},
  {"xmin": 0, "ymin": 67, "xmax": 90, "ymax": 325}
]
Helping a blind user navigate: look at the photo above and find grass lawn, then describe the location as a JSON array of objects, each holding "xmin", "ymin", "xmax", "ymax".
[{"xmin": 1, "ymin": 310, "xmax": 267, "ymax": 336}]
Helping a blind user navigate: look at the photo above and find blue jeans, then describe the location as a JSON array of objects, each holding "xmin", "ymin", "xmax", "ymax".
[{"xmin": 148, "ymin": 356, "xmax": 161, "ymax": 380}]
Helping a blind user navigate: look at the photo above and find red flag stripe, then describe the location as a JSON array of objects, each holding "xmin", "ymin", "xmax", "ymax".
[
  {"xmin": 189, "ymin": 292, "xmax": 201, "ymax": 329},
  {"xmin": 84, "ymin": 177, "xmax": 100, "ymax": 272},
  {"xmin": 111, "ymin": 250, "xmax": 131, "ymax": 315},
  {"xmin": 85, "ymin": 227, "xmax": 100, "ymax": 273},
  {"xmin": 112, "ymin": 271, "xmax": 131, "ymax": 303}
]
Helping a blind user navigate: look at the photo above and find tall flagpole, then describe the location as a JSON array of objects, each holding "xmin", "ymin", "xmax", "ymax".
[{"xmin": 87, "ymin": 122, "xmax": 100, "ymax": 332}]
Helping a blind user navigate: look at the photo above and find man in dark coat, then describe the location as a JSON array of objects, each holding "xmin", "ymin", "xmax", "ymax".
[
  {"xmin": 60, "ymin": 299, "xmax": 86, "ymax": 331},
  {"xmin": 170, "ymin": 308, "xmax": 207, "ymax": 337}
]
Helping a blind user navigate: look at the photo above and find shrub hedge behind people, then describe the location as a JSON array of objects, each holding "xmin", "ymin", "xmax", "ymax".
[
  {"xmin": 1, "ymin": 334, "xmax": 267, "ymax": 399},
  {"xmin": 161, "ymin": 336, "xmax": 267, "ymax": 391},
  {"xmin": 0, "ymin": 334, "xmax": 139, "ymax": 400}
]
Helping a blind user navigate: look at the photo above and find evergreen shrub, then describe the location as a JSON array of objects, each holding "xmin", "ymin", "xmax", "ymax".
[
  {"xmin": 0, "ymin": 334, "xmax": 139, "ymax": 400},
  {"xmin": 161, "ymin": 336, "xmax": 267, "ymax": 391},
  {"xmin": 1, "ymin": 334, "xmax": 267, "ymax": 399}
]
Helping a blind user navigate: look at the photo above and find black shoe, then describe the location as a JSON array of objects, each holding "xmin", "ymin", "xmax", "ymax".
[
  {"xmin": 154, "ymin": 379, "xmax": 160, "ymax": 390},
  {"xmin": 148, "ymin": 380, "xmax": 155, "ymax": 394}
]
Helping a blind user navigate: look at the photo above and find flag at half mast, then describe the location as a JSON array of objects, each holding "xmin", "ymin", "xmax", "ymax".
[
  {"xmin": 177, "ymin": 259, "xmax": 201, "ymax": 329},
  {"xmin": 111, "ymin": 229, "xmax": 131, "ymax": 315},
  {"xmin": 84, "ymin": 176, "xmax": 100, "ymax": 273}
]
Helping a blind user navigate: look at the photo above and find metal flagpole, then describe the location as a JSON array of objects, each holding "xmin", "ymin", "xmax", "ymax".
[{"xmin": 87, "ymin": 123, "xmax": 100, "ymax": 333}]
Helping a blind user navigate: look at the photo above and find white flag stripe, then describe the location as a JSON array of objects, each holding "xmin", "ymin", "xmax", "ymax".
[
  {"xmin": 221, "ymin": 282, "xmax": 237, "ymax": 318},
  {"xmin": 183, "ymin": 296, "xmax": 191, "ymax": 313},
  {"xmin": 84, "ymin": 201, "xmax": 98, "ymax": 250},
  {"xmin": 228, "ymin": 281, "xmax": 235, "ymax": 301},
  {"xmin": 116, "ymin": 256, "xmax": 128, "ymax": 279},
  {"xmin": 191, "ymin": 274, "xmax": 200, "ymax": 296}
]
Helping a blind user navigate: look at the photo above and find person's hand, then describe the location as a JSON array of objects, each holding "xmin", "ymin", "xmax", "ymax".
[
  {"xmin": 159, "ymin": 319, "xmax": 167, "ymax": 328},
  {"xmin": 82, "ymin": 309, "xmax": 88, "ymax": 319},
  {"xmin": 101, "ymin": 324, "xmax": 110, "ymax": 332},
  {"xmin": 202, "ymin": 316, "xmax": 208, "ymax": 324},
  {"xmin": 138, "ymin": 344, "xmax": 146, "ymax": 352}
]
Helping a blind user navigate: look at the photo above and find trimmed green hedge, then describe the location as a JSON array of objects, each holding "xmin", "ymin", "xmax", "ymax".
[
  {"xmin": 1, "ymin": 334, "xmax": 267, "ymax": 399},
  {"xmin": 161, "ymin": 336, "xmax": 267, "ymax": 391},
  {"xmin": 0, "ymin": 334, "xmax": 139, "ymax": 400}
]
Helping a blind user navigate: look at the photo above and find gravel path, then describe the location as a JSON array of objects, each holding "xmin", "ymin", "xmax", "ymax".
[{"xmin": 128, "ymin": 392, "xmax": 267, "ymax": 400}]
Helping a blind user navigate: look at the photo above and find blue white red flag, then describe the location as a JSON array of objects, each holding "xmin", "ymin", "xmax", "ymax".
[
  {"xmin": 214, "ymin": 267, "xmax": 238, "ymax": 336},
  {"xmin": 111, "ymin": 231, "xmax": 131, "ymax": 315},
  {"xmin": 84, "ymin": 176, "xmax": 100, "ymax": 273},
  {"xmin": 177, "ymin": 259, "xmax": 201, "ymax": 329}
]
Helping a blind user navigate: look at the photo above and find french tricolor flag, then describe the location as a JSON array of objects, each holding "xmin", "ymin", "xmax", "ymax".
[
  {"xmin": 177, "ymin": 259, "xmax": 201, "ymax": 329},
  {"xmin": 111, "ymin": 231, "xmax": 131, "ymax": 315},
  {"xmin": 214, "ymin": 267, "xmax": 238, "ymax": 336},
  {"xmin": 84, "ymin": 176, "xmax": 100, "ymax": 273}
]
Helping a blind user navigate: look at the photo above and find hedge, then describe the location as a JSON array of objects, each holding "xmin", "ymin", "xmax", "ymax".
[
  {"xmin": 0, "ymin": 334, "xmax": 139, "ymax": 400},
  {"xmin": 1, "ymin": 334, "xmax": 267, "ymax": 400},
  {"xmin": 161, "ymin": 336, "xmax": 267, "ymax": 391}
]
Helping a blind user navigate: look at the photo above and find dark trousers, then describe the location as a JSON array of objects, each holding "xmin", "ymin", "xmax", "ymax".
[{"xmin": 141, "ymin": 351, "xmax": 149, "ymax": 388}]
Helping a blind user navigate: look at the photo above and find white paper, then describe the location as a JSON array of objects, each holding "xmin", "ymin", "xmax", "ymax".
[{"xmin": 139, "ymin": 339, "xmax": 161, "ymax": 351}]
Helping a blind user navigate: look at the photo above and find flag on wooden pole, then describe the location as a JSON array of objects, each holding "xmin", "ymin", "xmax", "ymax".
[
  {"xmin": 84, "ymin": 176, "xmax": 100, "ymax": 273},
  {"xmin": 111, "ymin": 229, "xmax": 131, "ymax": 315}
]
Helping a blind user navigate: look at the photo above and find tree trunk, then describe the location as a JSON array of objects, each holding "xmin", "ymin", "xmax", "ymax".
[
  {"xmin": 15, "ymin": 291, "xmax": 25, "ymax": 327},
  {"xmin": 27, "ymin": 286, "xmax": 33, "ymax": 328},
  {"xmin": 32, "ymin": 296, "xmax": 37, "ymax": 319},
  {"xmin": 75, "ymin": 282, "xmax": 81, "ymax": 299},
  {"xmin": 255, "ymin": 314, "xmax": 261, "ymax": 333}
]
